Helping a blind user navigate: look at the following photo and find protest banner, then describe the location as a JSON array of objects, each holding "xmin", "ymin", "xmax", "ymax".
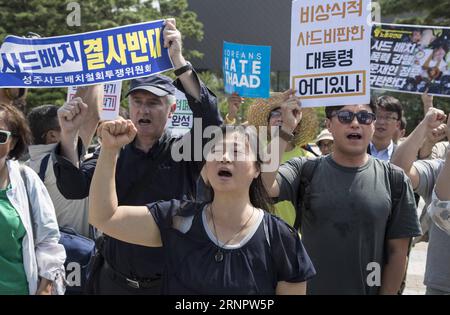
[
  {"xmin": 371, "ymin": 23, "xmax": 450, "ymax": 97},
  {"xmin": 290, "ymin": 0, "xmax": 372, "ymax": 107},
  {"xmin": 0, "ymin": 20, "xmax": 173, "ymax": 88},
  {"xmin": 67, "ymin": 82, "xmax": 122, "ymax": 121},
  {"xmin": 167, "ymin": 89, "xmax": 192, "ymax": 137},
  {"xmin": 223, "ymin": 41, "xmax": 271, "ymax": 98}
]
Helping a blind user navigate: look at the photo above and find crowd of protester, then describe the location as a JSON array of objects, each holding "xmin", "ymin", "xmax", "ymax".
[{"xmin": 1, "ymin": 18, "xmax": 450, "ymax": 296}]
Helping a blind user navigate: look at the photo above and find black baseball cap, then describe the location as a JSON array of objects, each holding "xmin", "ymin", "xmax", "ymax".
[{"xmin": 126, "ymin": 74, "xmax": 176, "ymax": 97}]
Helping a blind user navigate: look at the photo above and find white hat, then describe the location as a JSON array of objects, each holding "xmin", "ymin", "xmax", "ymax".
[{"xmin": 315, "ymin": 129, "xmax": 333, "ymax": 145}]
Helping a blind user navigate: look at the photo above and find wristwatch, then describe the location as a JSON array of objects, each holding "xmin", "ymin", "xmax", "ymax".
[
  {"xmin": 174, "ymin": 61, "xmax": 193, "ymax": 76},
  {"xmin": 278, "ymin": 127, "xmax": 295, "ymax": 143}
]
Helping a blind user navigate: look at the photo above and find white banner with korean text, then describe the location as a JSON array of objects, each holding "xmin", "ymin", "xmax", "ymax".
[{"xmin": 290, "ymin": 0, "xmax": 372, "ymax": 107}]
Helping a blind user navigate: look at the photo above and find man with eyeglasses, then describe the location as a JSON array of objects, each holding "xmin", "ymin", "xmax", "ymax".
[
  {"xmin": 262, "ymin": 100, "xmax": 420, "ymax": 295},
  {"xmin": 368, "ymin": 96, "xmax": 404, "ymax": 161},
  {"xmin": 315, "ymin": 129, "xmax": 334, "ymax": 156}
]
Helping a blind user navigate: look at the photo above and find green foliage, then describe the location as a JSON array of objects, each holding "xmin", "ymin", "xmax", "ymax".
[
  {"xmin": 0, "ymin": 0, "xmax": 203, "ymax": 109},
  {"xmin": 379, "ymin": 0, "xmax": 450, "ymax": 26}
]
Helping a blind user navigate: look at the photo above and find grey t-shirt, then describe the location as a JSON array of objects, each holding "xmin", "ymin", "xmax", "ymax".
[
  {"xmin": 277, "ymin": 155, "xmax": 421, "ymax": 295},
  {"xmin": 414, "ymin": 159, "xmax": 450, "ymax": 292},
  {"xmin": 431, "ymin": 142, "xmax": 449, "ymax": 160}
]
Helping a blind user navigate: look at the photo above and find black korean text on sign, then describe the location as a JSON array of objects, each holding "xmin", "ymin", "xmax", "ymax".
[
  {"xmin": 306, "ymin": 49, "xmax": 354, "ymax": 69},
  {"xmin": 296, "ymin": 71, "xmax": 365, "ymax": 98}
]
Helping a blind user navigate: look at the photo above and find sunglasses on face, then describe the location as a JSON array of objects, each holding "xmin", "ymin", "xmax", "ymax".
[
  {"xmin": 0, "ymin": 130, "xmax": 12, "ymax": 144},
  {"xmin": 269, "ymin": 110, "xmax": 282, "ymax": 119},
  {"xmin": 331, "ymin": 110, "xmax": 376, "ymax": 125}
]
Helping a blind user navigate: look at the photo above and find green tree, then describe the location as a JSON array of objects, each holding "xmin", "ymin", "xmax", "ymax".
[
  {"xmin": 379, "ymin": 0, "xmax": 450, "ymax": 26},
  {"xmin": 0, "ymin": 0, "xmax": 204, "ymax": 110}
]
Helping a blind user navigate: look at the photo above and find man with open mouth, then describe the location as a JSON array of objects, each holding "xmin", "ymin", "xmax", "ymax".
[
  {"xmin": 262, "ymin": 99, "xmax": 421, "ymax": 295},
  {"xmin": 51, "ymin": 19, "xmax": 223, "ymax": 295}
]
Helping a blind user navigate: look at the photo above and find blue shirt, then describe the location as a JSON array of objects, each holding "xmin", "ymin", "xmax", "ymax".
[{"xmin": 369, "ymin": 141, "xmax": 395, "ymax": 161}]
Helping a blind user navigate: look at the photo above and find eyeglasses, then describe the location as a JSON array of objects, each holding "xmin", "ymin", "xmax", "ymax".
[
  {"xmin": 0, "ymin": 130, "xmax": 12, "ymax": 144},
  {"xmin": 318, "ymin": 141, "xmax": 333, "ymax": 148},
  {"xmin": 376, "ymin": 114, "xmax": 399, "ymax": 122},
  {"xmin": 269, "ymin": 110, "xmax": 282, "ymax": 119},
  {"xmin": 331, "ymin": 110, "xmax": 376, "ymax": 125}
]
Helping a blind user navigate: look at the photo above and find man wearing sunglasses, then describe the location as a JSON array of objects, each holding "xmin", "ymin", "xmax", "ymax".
[
  {"xmin": 263, "ymin": 100, "xmax": 421, "ymax": 295},
  {"xmin": 368, "ymin": 96, "xmax": 403, "ymax": 161}
]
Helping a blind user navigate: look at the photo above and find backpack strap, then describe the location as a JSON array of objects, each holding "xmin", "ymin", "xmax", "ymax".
[
  {"xmin": 294, "ymin": 158, "xmax": 320, "ymax": 231},
  {"xmin": 38, "ymin": 154, "xmax": 51, "ymax": 182},
  {"xmin": 387, "ymin": 163, "xmax": 411, "ymax": 295},
  {"xmin": 383, "ymin": 163, "xmax": 405, "ymax": 266},
  {"xmin": 388, "ymin": 164, "xmax": 404, "ymax": 217},
  {"xmin": 37, "ymin": 153, "xmax": 98, "ymax": 240}
]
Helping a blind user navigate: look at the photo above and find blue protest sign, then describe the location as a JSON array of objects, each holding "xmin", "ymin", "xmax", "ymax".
[
  {"xmin": 223, "ymin": 41, "xmax": 271, "ymax": 98},
  {"xmin": 0, "ymin": 20, "xmax": 173, "ymax": 88}
]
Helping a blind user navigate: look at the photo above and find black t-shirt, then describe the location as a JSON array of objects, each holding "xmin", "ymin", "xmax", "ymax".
[{"xmin": 148, "ymin": 200, "xmax": 316, "ymax": 295}]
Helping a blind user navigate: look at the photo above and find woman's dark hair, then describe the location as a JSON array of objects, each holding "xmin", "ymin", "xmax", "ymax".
[
  {"xmin": 204, "ymin": 125, "xmax": 274, "ymax": 213},
  {"xmin": 0, "ymin": 102, "xmax": 31, "ymax": 159}
]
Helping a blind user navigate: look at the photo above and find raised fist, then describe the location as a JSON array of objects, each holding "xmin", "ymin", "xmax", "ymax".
[
  {"xmin": 97, "ymin": 118, "xmax": 137, "ymax": 150},
  {"xmin": 57, "ymin": 97, "xmax": 88, "ymax": 135}
]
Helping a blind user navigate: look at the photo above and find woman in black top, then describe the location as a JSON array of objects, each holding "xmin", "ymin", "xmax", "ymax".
[{"xmin": 89, "ymin": 118, "xmax": 315, "ymax": 295}]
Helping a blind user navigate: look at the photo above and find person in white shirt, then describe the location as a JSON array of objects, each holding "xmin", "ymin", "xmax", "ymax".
[{"xmin": 26, "ymin": 85, "xmax": 102, "ymax": 237}]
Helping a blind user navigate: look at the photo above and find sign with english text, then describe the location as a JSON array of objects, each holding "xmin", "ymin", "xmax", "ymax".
[{"xmin": 223, "ymin": 41, "xmax": 271, "ymax": 98}]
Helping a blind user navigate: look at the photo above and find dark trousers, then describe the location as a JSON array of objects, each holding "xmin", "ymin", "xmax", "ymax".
[
  {"xmin": 94, "ymin": 263, "xmax": 161, "ymax": 295},
  {"xmin": 85, "ymin": 236, "xmax": 162, "ymax": 295}
]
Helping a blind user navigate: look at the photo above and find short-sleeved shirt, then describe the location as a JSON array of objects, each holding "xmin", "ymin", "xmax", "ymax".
[
  {"xmin": 277, "ymin": 155, "xmax": 421, "ymax": 295},
  {"xmin": 274, "ymin": 148, "xmax": 313, "ymax": 226},
  {"xmin": 148, "ymin": 200, "xmax": 316, "ymax": 295},
  {"xmin": 369, "ymin": 141, "xmax": 395, "ymax": 161},
  {"xmin": 0, "ymin": 185, "xmax": 28, "ymax": 295},
  {"xmin": 414, "ymin": 159, "xmax": 450, "ymax": 292},
  {"xmin": 430, "ymin": 141, "xmax": 449, "ymax": 160},
  {"xmin": 53, "ymin": 73, "xmax": 223, "ymax": 280}
]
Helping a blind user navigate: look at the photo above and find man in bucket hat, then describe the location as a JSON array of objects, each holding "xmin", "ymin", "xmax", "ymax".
[{"xmin": 315, "ymin": 129, "xmax": 334, "ymax": 156}]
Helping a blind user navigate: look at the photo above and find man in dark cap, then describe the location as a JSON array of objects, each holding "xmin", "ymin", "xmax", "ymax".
[{"xmin": 52, "ymin": 19, "xmax": 222, "ymax": 294}]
